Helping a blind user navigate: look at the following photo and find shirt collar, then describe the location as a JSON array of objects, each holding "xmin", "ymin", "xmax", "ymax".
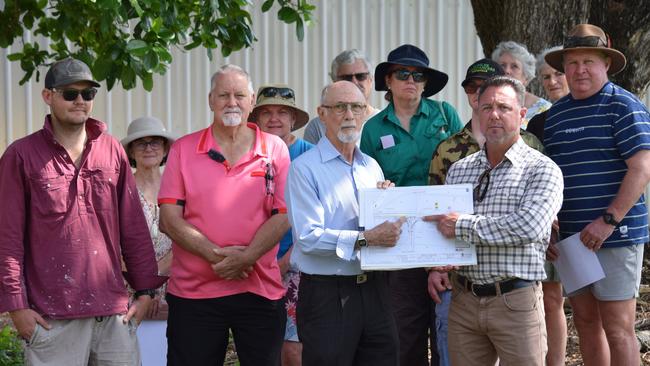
[
  {"xmin": 196, "ymin": 122, "xmax": 268, "ymax": 157},
  {"xmin": 459, "ymin": 122, "xmax": 475, "ymax": 143},
  {"xmin": 317, "ymin": 136, "xmax": 369, "ymax": 166},
  {"xmin": 503, "ymin": 137, "xmax": 527, "ymax": 167},
  {"xmin": 477, "ymin": 136, "xmax": 526, "ymax": 168},
  {"xmin": 42, "ymin": 114, "xmax": 106, "ymax": 143}
]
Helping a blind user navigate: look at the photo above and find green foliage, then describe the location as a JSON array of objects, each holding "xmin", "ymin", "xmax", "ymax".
[
  {"xmin": 0, "ymin": 326, "xmax": 23, "ymax": 366},
  {"xmin": 0, "ymin": 0, "xmax": 315, "ymax": 91}
]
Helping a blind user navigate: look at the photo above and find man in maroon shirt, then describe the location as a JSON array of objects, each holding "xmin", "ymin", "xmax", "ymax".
[{"xmin": 0, "ymin": 58, "xmax": 165, "ymax": 365}]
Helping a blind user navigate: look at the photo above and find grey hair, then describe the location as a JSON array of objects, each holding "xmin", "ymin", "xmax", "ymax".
[
  {"xmin": 491, "ymin": 41, "xmax": 536, "ymax": 83},
  {"xmin": 210, "ymin": 64, "xmax": 254, "ymax": 93},
  {"xmin": 329, "ymin": 49, "xmax": 372, "ymax": 81},
  {"xmin": 535, "ymin": 46, "xmax": 563, "ymax": 74},
  {"xmin": 320, "ymin": 83, "xmax": 333, "ymax": 104},
  {"xmin": 478, "ymin": 76, "xmax": 526, "ymax": 107}
]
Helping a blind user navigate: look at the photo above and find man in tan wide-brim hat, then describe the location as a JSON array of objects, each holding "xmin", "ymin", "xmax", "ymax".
[
  {"xmin": 543, "ymin": 24, "xmax": 650, "ymax": 366},
  {"xmin": 544, "ymin": 23, "xmax": 626, "ymax": 75}
]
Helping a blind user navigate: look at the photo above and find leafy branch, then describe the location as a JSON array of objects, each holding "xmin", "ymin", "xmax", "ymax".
[{"xmin": 0, "ymin": 0, "xmax": 316, "ymax": 91}]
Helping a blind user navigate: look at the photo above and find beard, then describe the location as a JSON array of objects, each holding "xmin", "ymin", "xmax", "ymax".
[
  {"xmin": 222, "ymin": 108, "xmax": 243, "ymax": 126},
  {"xmin": 337, "ymin": 123, "xmax": 360, "ymax": 143}
]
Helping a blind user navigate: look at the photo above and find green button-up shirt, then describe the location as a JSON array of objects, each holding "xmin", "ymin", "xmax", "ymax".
[{"xmin": 360, "ymin": 99, "xmax": 463, "ymax": 187}]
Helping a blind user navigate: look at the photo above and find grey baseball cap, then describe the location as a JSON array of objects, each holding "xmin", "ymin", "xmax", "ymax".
[{"xmin": 44, "ymin": 58, "xmax": 101, "ymax": 89}]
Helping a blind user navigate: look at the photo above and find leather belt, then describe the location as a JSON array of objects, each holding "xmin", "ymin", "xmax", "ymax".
[
  {"xmin": 301, "ymin": 272, "xmax": 380, "ymax": 284},
  {"xmin": 456, "ymin": 275, "xmax": 536, "ymax": 297}
]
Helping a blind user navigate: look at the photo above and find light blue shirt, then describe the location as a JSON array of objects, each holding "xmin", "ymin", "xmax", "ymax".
[{"xmin": 286, "ymin": 137, "xmax": 384, "ymax": 275}]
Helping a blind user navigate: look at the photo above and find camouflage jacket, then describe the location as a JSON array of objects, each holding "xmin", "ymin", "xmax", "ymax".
[{"xmin": 428, "ymin": 122, "xmax": 544, "ymax": 185}]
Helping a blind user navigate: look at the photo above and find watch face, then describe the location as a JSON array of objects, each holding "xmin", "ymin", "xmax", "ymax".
[{"xmin": 603, "ymin": 213, "xmax": 619, "ymax": 226}]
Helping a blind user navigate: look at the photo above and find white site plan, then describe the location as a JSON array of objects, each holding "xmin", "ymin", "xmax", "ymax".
[{"xmin": 359, "ymin": 184, "xmax": 477, "ymax": 270}]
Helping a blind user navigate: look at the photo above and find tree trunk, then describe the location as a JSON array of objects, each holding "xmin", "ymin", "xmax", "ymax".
[{"xmin": 471, "ymin": 0, "xmax": 650, "ymax": 97}]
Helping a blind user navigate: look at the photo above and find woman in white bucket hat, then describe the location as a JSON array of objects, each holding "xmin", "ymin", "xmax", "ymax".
[{"xmin": 121, "ymin": 116, "xmax": 175, "ymax": 366}]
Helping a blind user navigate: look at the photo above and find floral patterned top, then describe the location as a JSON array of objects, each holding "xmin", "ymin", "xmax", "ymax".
[{"xmin": 127, "ymin": 189, "xmax": 172, "ymax": 301}]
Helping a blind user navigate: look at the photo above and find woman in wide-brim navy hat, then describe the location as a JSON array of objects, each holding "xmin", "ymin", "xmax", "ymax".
[{"xmin": 359, "ymin": 43, "xmax": 464, "ymax": 366}]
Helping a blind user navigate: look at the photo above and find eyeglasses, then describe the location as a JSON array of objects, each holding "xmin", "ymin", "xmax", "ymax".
[
  {"xmin": 321, "ymin": 102, "xmax": 366, "ymax": 116},
  {"xmin": 463, "ymin": 80, "xmax": 484, "ymax": 95},
  {"xmin": 337, "ymin": 72, "xmax": 370, "ymax": 82},
  {"xmin": 52, "ymin": 87, "xmax": 98, "ymax": 101},
  {"xmin": 564, "ymin": 35, "xmax": 607, "ymax": 48},
  {"xmin": 132, "ymin": 138, "xmax": 165, "ymax": 151},
  {"xmin": 392, "ymin": 69, "xmax": 427, "ymax": 83},
  {"xmin": 473, "ymin": 167, "xmax": 492, "ymax": 203},
  {"xmin": 259, "ymin": 87, "xmax": 295, "ymax": 101}
]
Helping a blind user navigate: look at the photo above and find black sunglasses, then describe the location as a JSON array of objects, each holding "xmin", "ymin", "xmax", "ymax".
[
  {"xmin": 337, "ymin": 72, "xmax": 370, "ymax": 82},
  {"xmin": 259, "ymin": 87, "xmax": 295, "ymax": 101},
  {"xmin": 52, "ymin": 87, "xmax": 98, "ymax": 101},
  {"xmin": 564, "ymin": 35, "xmax": 607, "ymax": 49},
  {"xmin": 473, "ymin": 168, "xmax": 492, "ymax": 203},
  {"xmin": 463, "ymin": 81, "xmax": 484, "ymax": 95},
  {"xmin": 392, "ymin": 69, "xmax": 427, "ymax": 83}
]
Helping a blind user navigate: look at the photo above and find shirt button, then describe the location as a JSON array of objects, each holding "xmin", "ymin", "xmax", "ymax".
[
  {"xmin": 79, "ymin": 195, "xmax": 83, "ymax": 199},
  {"xmin": 46, "ymin": 183, "xmax": 51, "ymax": 188},
  {"xmin": 108, "ymin": 178, "xmax": 112, "ymax": 182}
]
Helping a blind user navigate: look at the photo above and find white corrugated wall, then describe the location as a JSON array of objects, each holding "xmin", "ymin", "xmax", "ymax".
[
  {"xmin": 1, "ymin": 0, "xmax": 485, "ymax": 151},
  {"xmin": 1, "ymin": 0, "xmax": 650, "ymax": 148}
]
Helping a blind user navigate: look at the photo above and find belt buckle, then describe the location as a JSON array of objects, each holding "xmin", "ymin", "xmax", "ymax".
[
  {"xmin": 356, "ymin": 273, "xmax": 368, "ymax": 284},
  {"xmin": 470, "ymin": 283, "xmax": 481, "ymax": 297}
]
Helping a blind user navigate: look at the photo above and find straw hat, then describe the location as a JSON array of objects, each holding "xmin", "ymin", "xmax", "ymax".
[{"xmin": 249, "ymin": 84, "xmax": 310, "ymax": 131}]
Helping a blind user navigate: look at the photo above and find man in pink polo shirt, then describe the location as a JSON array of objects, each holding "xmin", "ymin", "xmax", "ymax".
[{"xmin": 159, "ymin": 64, "xmax": 290, "ymax": 366}]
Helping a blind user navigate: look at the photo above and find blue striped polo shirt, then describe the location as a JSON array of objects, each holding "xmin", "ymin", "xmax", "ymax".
[{"xmin": 544, "ymin": 81, "xmax": 650, "ymax": 248}]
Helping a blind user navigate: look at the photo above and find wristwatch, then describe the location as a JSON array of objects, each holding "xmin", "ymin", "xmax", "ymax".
[
  {"xmin": 134, "ymin": 289, "xmax": 156, "ymax": 299},
  {"xmin": 602, "ymin": 212, "xmax": 620, "ymax": 227},
  {"xmin": 356, "ymin": 232, "xmax": 368, "ymax": 248}
]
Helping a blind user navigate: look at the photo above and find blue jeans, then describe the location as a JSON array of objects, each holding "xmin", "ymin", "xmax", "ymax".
[{"xmin": 434, "ymin": 289, "xmax": 451, "ymax": 366}]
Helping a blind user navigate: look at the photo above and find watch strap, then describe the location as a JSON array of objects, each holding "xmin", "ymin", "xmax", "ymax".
[{"xmin": 134, "ymin": 289, "xmax": 156, "ymax": 299}]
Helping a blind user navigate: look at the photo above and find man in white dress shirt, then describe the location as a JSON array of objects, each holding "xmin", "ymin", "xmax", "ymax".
[{"xmin": 286, "ymin": 81, "xmax": 404, "ymax": 365}]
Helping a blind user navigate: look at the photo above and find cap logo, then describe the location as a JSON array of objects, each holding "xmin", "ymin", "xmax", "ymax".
[{"xmin": 469, "ymin": 63, "xmax": 496, "ymax": 74}]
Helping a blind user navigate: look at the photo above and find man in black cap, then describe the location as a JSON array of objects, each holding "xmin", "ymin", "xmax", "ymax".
[
  {"xmin": 427, "ymin": 59, "xmax": 543, "ymax": 366},
  {"xmin": 544, "ymin": 24, "xmax": 650, "ymax": 365},
  {"xmin": 0, "ymin": 58, "xmax": 164, "ymax": 365}
]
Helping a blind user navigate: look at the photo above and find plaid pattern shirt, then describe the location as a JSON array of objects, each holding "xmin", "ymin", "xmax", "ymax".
[{"xmin": 447, "ymin": 138, "xmax": 564, "ymax": 284}]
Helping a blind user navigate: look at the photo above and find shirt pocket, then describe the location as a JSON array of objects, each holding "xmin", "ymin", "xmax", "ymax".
[
  {"xmin": 89, "ymin": 167, "xmax": 119, "ymax": 211},
  {"xmin": 375, "ymin": 141, "xmax": 418, "ymax": 183},
  {"xmin": 423, "ymin": 119, "xmax": 450, "ymax": 141},
  {"xmin": 30, "ymin": 174, "xmax": 70, "ymax": 216}
]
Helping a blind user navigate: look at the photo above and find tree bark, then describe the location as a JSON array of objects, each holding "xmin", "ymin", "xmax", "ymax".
[{"xmin": 471, "ymin": 0, "xmax": 650, "ymax": 97}]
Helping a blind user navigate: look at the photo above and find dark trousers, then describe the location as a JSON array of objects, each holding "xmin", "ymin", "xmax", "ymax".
[
  {"xmin": 166, "ymin": 292, "xmax": 285, "ymax": 366},
  {"xmin": 389, "ymin": 268, "xmax": 440, "ymax": 366},
  {"xmin": 297, "ymin": 272, "xmax": 399, "ymax": 366}
]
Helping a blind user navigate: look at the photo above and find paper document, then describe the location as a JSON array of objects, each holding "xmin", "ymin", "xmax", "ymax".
[
  {"xmin": 359, "ymin": 184, "xmax": 476, "ymax": 270},
  {"xmin": 552, "ymin": 233, "xmax": 605, "ymax": 294}
]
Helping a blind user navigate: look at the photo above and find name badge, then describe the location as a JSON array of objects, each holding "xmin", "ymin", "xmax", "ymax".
[{"xmin": 380, "ymin": 135, "xmax": 395, "ymax": 149}]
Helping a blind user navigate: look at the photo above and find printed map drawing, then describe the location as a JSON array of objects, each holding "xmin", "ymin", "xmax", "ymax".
[{"xmin": 359, "ymin": 184, "xmax": 477, "ymax": 270}]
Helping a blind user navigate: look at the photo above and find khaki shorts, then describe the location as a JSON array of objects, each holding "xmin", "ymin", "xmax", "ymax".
[
  {"xmin": 543, "ymin": 259, "xmax": 561, "ymax": 282},
  {"xmin": 566, "ymin": 244, "xmax": 644, "ymax": 301},
  {"xmin": 24, "ymin": 314, "xmax": 140, "ymax": 366}
]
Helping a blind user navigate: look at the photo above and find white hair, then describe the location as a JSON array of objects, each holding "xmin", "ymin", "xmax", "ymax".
[
  {"xmin": 492, "ymin": 41, "xmax": 536, "ymax": 83},
  {"xmin": 210, "ymin": 64, "xmax": 254, "ymax": 93}
]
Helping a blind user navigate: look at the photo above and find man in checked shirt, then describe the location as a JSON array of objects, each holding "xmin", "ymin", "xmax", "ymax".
[{"xmin": 424, "ymin": 76, "xmax": 564, "ymax": 366}]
